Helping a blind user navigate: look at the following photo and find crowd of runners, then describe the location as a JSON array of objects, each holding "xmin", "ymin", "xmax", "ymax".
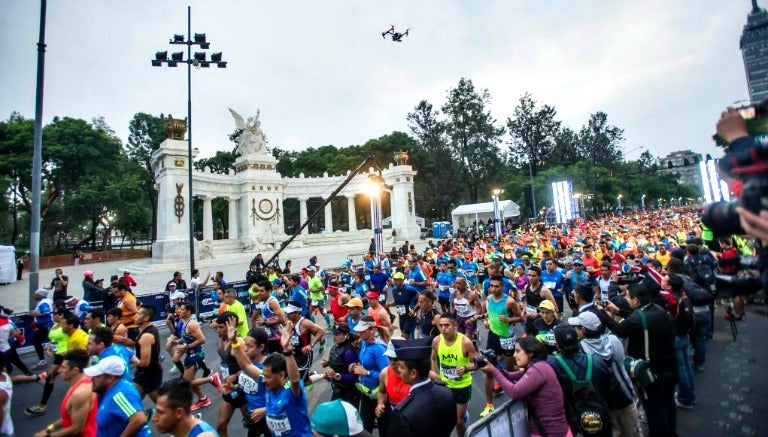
[{"xmin": 0, "ymin": 203, "xmax": 765, "ymax": 437}]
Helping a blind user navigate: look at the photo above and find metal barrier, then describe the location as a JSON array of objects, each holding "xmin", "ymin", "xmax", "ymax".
[
  {"xmin": 466, "ymin": 399, "xmax": 529, "ymax": 437},
  {"xmin": 346, "ymin": 252, "xmax": 367, "ymax": 268},
  {"xmin": 11, "ymin": 280, "xmax": 254, "ymax": 355}
]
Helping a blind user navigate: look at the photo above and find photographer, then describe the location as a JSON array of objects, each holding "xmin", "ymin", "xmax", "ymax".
[{"xmin": 477, "ymin": 337, "xmax": 570, "ymax": 436}]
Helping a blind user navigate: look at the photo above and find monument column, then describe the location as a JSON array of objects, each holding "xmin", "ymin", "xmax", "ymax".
[
  {"xmin": 202, "ymin": 196, "xmax": 213, "ymax": 241},
  {"xmin": 228, "ymin": 196, "xmax": 239, "ymax": 239},
  {"xmin": 346, "ymin": 195, "xmax": 357, "ymax": 231},
  {"xmin": 299, "ymin": 197, "xmax": 309, "ymax": 235},
  {"xmin": 324, "ymin": 198, "xmax": 334, "ymax": 233}
]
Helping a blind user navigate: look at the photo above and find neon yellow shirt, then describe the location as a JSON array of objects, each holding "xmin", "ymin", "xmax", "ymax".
[
  {"xmin": 48, "ymin": 325, "xmax": 69, "ymax": 355},
  {"xmin": 308, "ymin": 277, "xmax": 325, "ymax": 301},
  {"xmin": 227, "ymin": 300, "xmax": 250, "ymax": 338},
  {"xmin": 437, "ymin": 333, "xmax": 471, "ymax": 389},
  {"xmin": 67, "ymin": 328, "xmax": 88, "ymax": 351}
]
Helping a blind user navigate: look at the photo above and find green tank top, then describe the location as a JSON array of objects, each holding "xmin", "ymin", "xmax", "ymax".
[
  {"xmin": 487, "ymin": 295, "xmax": 512, "ymax": 337},
  {"xmin": 48, "ymin": 325, "xmax": 69, "ymax": 354},
  {"xmin": 438, "ymin": 333, "xmax": 471, "ymax": 389}
]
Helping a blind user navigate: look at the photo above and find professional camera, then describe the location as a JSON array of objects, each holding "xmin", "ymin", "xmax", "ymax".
[
  {"xmin": 473, "ymin": 349, "xmax": 499, "ymax": 368},
  {"xmin": 702, "ymin": 99, "xmax": 768, "ymax": 237}
]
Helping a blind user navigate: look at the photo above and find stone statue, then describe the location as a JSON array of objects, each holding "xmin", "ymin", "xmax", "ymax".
[{"xmin": 229, "ymin": 108, "xmax": 268, "ymax": 156}]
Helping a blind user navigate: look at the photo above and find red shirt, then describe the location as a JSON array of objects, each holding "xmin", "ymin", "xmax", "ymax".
[
  {"xmin": 385, "ymin": 365, "xmax": 411, "ymax": 405},
  {"xmin": 62, "ymin": 376, "xmax": 97, "ymax": 437},
  {"xmin": 329, "ymin": 292, "xmax": 349, "ymax": 324}
]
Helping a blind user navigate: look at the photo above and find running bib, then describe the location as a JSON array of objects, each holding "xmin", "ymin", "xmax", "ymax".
[
  {"xmin": 221, "ymin": 365, "xmax": 229, "ymax": 379},
  {"xmin": 311, "ymin": 301, "xmax": 320, "ymax": 307},
  {"xmin": 526, "ymin": 305, "xmax": 538, "ymax": 315},
  {"xmin": 500, "ymin": 335, "xmax": 516, "ymax": 351},
  {"xmin": 290, "ymin": 334, "xmax": 300, "ymax": 347},
  {"xmin": 439, "ymin": 285, "xmax": 450, "ymax": 291},
  {"xmin": 266, "ymin": 414, "xmax": 292, "ymax": 436},
  {"xmin": 440, "ymin": 364, "xmax": 460, "ymax": 380},
  {"xmin": 543, "ymin": 281, "xmax": 557, "ymax": 290},
  {"xmin": 396, "ymin": 305, "xmax": 407, "ymax": 315}
]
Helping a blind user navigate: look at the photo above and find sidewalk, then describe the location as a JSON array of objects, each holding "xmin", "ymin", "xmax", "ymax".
[{"xmin": 1, "ymin": 239, "xmax": 421, "ymax": 312}]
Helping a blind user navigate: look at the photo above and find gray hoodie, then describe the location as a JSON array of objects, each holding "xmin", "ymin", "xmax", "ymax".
[{"xmin": 581, "ymin": 333, "xmax": 636, "ymax": 408}]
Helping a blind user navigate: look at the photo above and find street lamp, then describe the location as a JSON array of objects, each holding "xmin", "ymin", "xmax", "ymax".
[
  {"xmin": 151, "ymin": 6, "xmax": 226, "ymax": 274},
  {"xmin": 641, "ymin": 194, "xmax": 646, "ymax": 210},
  {"xmin": 617, "ymin": 194, "xmax": 623, "ymax": 212},
  {"xmin": 574, "ymin": 193, "xmax": 582, "ymax": 218},
  {"xmin": 492, "ymin": 189, "xmax": 504, "ymax": 237},
  {"xmin": 364, "ymin": 175, "xmax": 384, "ymax": 265}
]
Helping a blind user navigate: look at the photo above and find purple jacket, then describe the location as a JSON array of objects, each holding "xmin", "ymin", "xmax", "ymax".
[{"xmin": 492, "ymin": 360, "xmax": 570, "ymax": 437}]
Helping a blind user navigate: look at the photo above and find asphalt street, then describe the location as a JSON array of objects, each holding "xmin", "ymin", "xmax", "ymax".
[{"xmin": 9, "ymin": 302, "xmax": 767, "ymax": 436}]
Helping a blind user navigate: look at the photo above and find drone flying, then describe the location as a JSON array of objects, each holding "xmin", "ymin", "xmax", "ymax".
[{"xmin": 381, "ymin": 25, "xmax": 410, "ymax": 42}]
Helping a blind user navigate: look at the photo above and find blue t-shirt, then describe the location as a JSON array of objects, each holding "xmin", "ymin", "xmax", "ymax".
[
  {"xmin": 239, "ymin": 361, "xmax": 266, "ymax": 411},
  {"xmin": 358, "ymin": 339, "xmax": 388, "ymax": 390},
  {"xmin": 98, "ymin": 344, "xmax": 135, "ymax": 382},
  {"xmin": 33, "ymin": 299, "xmax": 54, "ymax": 327},
  {"xmin": 97, "ymin": 378, "xmax": 151, "ymax": 437},
  {"xmin": 290, "ymin": 286, "xmax": 309, "ymax": 317},
  {"xmin": 435, "ymin": 271, "xmax": 454, "ymax": 299},
  {"xmin": 540, "ymin": 269, "xmax": 565, "ymax": 297},
  {"xmin": 189, "ymin": 420, "xmax": 219, "ymax": 437},
  {"xmin": 265, "ymin": 380, "xmax": 312, "ymax": 437},
  {"xmin": 407, "ymin": 267, "xmax": 428, "ymax": 293},
  {"xmin": 369, "ymin": 271, "xmax": 390, "ymax": 292}
]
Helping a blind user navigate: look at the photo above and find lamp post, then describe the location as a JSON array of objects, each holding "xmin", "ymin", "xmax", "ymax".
[
  {"xmin": 641, "ymin": 194, "xmax": 646, "ymax": 210},
  {"xmin": 492, "ymin": 189, "xmax": 503, "ymax": 237},
  {"xmin": 151, "ymin": 6, "xmax": 226, "ymax": 274},
  {"xmin": 527, "ymin": 160, "xmax": 536, "ymax": 218},
  {"xmin": 617, "ymin": 194, "xmax": 623, "ymax": 212},
  {"xmin": 28, "ymin": 0, "xmax": 47, "ymax": 307},
  {"xmin": 365, "ymin": 175, "xmax": 384, "ymax": 265},
  {"xmin": 574, "ymin": 193, "xmax": 582, "ymax": 218}
]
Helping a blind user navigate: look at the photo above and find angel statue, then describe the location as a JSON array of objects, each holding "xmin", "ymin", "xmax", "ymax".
[{"xmin": 228, "ymin": 108, "xmax": 268, "ymax": 156}]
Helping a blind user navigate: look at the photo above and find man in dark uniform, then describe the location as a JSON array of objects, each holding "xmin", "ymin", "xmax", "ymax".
[{"xmin": 388, "ymin": 337, "xmax": 456, "ymax": 437}]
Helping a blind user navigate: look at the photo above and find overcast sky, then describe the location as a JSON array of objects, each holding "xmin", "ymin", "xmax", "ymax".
[{"xmin": 0, "ymin": 1, "xmax": 759, "ymax": 162}]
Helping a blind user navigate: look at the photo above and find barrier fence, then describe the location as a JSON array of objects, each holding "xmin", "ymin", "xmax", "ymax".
[
  {"xmin": 466, "ymin": 399, "xmax": 529, "ymax": 437},
  {"xmin": 11, "ymin": 280, "xmax": 253, "ymax": 355}
]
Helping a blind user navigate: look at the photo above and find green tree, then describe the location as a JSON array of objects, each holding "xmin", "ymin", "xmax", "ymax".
[
  {"xmin": 125, "ymin": 112, "xmax": 167, "ymax": 241},
  {"xmin": 551, "ymin": 127, "xmax": 583, "ymax": 168},
  {"xmin": 0, "ymin": 113, "xmax": 34, "ymax": 246},
  {"xmin": 506, "ymin": 93, "xmax": 561, "ymax": 175},
  {"xmin": 195, "ymin": 148, "xmax": 237, "ymax": 174},
  {"xmin": 578, "ymin": 112, "xmax": 625, "ymax": 168},
  {"xmin": 441, "ymin": 78, "xmax": 506, "ymax": 202}
]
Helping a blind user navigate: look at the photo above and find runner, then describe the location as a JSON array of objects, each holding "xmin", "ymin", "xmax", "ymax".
[
  {"xmin": 389, "ymin": 272, "xmax": 420, "ymax": 339},
  {"xmin": 29, "ymin": 288, "xmax": 54, "ymax": 370},
  {"xmin": 227, "ymin": 317, "xmax": 271, "ymax": 437},
  {"xmin": 175, "ymin": 302, "xmax": 211, "ymax": 411},
  {"xmin": 84, "ymin": 355, "xmax": 151, "ymax": 437},
  {"xmin": 451, "ymin": 277, "xmax": 482, "ymax": 342},
  {"xmin": 306, "ymin": 266, "xmax": 332, "ymax": 329},
  {"xmin": 282, "ymin": 301, "xmax": 324, "ymax": 384},
  {"xmin": 25, "ymin": 308, "xmax": 70, "ymax": 416},
  {"xmin": 263, "ymin": 341, "xmax": 312, "ymax": 436},
  {"xmin": 32, "ymin": 350, "xmax": 97, "ymax": 437},
  {"xmin": 134, "ymin": 304, "xmax": 163, "ymax": 402},
  {"xmin": 114, "ymin": 282, "xmax": 140, "ymax": 343},
  {"xmin": 431, "ymin": 314, "xmax": 477, "ymax": 437},
  {"xmin": 153, "ymin": 379, "xmax": 218, "ymax": 437}
]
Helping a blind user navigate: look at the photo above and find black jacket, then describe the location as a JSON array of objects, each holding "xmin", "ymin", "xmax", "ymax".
[
  {"xmin": 602, "ymin": 303, "xmax": 677, "ymax": 375},
  {"xmin": 388, "ymin": 380, "xmax": 456, "ymax": 437}
]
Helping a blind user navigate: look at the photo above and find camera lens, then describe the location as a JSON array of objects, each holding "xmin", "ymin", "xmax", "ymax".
[{"xmin": 701, "ymin": 201, "xmax": 744, "ymax": 236}]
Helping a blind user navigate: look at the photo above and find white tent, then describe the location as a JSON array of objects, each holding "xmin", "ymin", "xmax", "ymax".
[
  {"xmin": 451, "ymin": 200, "xmax": 520, "ymax": 231},
  {"xmin": 0, "ymin": 246, "xmax": 16, "ymax": 284}
]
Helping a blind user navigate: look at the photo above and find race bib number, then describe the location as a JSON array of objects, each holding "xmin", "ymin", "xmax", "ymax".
[
  {"xmin": 536, "ymin": 332, "xmax": 556, "ymax": 346},
  {"xmin": 289, "ymin": 334, "xmax": 300, "ymax": 346},
  {"xmin": 221, "ymin": 365, "xmax": 229, "ymax": 379},
  {"xmin": 526, "ymin": 305, "xmax": 538, "ymax": 315},
  {"xmin": 396, "ymin": 305, "xmax": 407, "ymax": 315},
  {"xmin": 544, "ymin": 281, "xmax": 557, "ymax": 290},
  {"xmin": 311, "ymin": 301, "xmax": 320, "ymax": 307},
  {"xmin": 500, "ymin": 335, "xmax": 516, "ymax": 351},
  {"xmin": 266, "ymin": 414, "xmax": 292, "ymax": 436},
  {"xmin": 365, "ymin": 275, "xmax": 371, "ymax": 281},
  {"xmin": 440, "ymin": 364, "xmax": 460, "ymax": 380},
  {"xmin": 439, "ymin": 285, "xmax": 450, "ymax": 291}
]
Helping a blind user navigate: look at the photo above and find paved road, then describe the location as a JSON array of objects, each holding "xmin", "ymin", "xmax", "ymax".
[{"xmin": 9, "ymin": 300, "xmax": 767, "ymax": 436}]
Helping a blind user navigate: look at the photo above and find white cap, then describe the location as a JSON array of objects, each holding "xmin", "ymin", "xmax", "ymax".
[
  {"xmin": 170, "ymin": 291, "xmax": 186, "ymax": 301},
  {"xmin": 383, "ymin": 336, "xmax": 406, "ymax": 359},
  {"xmin": 567, "ymin": 311, "xmax": 602, "ymax": 332},
  {"xmin": 353, "ymin": 320, "xmax": 376, "ymax": 333},
  {"xmin": 285, "ymin": 303, "xmax": 302, "ymax": 314},
  {"xmin": 84, "ymin": 355, "xmax": 125, "ymax": 377}
]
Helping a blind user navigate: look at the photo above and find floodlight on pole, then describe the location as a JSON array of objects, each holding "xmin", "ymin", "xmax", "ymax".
[
  {"xmin": 492, "ymin": 188, "xmax": 503, "ymax": 237},
  {"xmin": 150, "ymin": 6, "xmax": 226, "ymax": 278},
  {"xmin": 366, "ymin": 175, "xmax": 384, "ymax": 265}
]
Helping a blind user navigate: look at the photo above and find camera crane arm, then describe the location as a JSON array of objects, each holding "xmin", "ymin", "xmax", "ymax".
[{"xmin": 265, "ymin": 155, "xmax": 379, "ymax": 270}]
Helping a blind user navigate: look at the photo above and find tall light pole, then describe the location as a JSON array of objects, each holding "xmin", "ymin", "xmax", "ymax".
[
  {"xmin": 492, "ymin": 188, "xmax": 503, "ymax": 237},
  {"xmin": 617, "ymin": 194, "xmax": 623, "ymax": 212},
  {"xmin": 365, "ymin": 175, "xmax": 384, "ymax": 265},
  {"xmin": 527, "ymin": 159, "xmax": 536, "ymax": 218},
  {"xmin": 641, "ymin": 194, "xmax": 646, "ymax": 210},
  {"xmin": 574, "ymin": 193, "xmax": 582, "ymax": 218},
  {"xmin": 151, "ymin": 6, "xmax": 226, "ymax": 274},
  {"xmin": 28, "ymin": 0, "xmax": 48, "ymax": 308}
]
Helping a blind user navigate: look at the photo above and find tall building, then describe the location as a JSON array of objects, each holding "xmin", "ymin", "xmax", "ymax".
[
  {"xmin": 740, "ymin": 0, "xmax": 768, "ymax": 103},
  {"xmin": 657, "ymin": 150, "xmax": 703, "ymax": 190}
]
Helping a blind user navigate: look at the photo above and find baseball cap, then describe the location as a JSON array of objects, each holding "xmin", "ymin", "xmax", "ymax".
[
  {"xmin": 538, "ymin": 300, "xmax": 556, "ymax": 312},
  {"xmin": 392, "ymin": 272, "xmax": 405, "ymax": 280},
  {"xmin": 568, "ymin": 311, "xmax": 602, "ymax": 332},
  {"xmin": 83, "ymin": 270, "xmax": 94, "ymax": 277},
  {"xmin": 341, "ymin": 260, "xmax": 352, "ymax": 268},
  {"xmin": 365, "ymin": 291, "xmax": 380, "ymax": 299},
  {"xmin": 311, "ymin": 400, "xmax": 366, "ymax": 437},
  {"xmin": 34, "ymin": 288, "xmax": 48, "ymax": 297},
  {"xmin": 307, "ymin": 266, "xmax": 317, "ymax": 273},
  {"xmin": 83, "ymin": 355, "xmax": 125, "ymax": 377},
  {"xmin": 167, "ymin": 281, "xmax": 177, "ymax": 288},
  {"xmin": 383, "ymin": 336, "xmax": 406, "ymax": 359},
  {"xmin": 572, "ymin": 258, "xmax": 584, "ymax": 265},
  {"xmin": 353, "ymin": 320, "xmax": 376, "ymax": 333},
  {"xmin": 345, "ymin": 297, "xmax": 364, "ymax": 308},
  {"xmin": 170, "ymin": 291, "xmax": 186, "ymax": 301},
  {"xmin": 272, "ymin": 278, "xmax": 283, "ymax": 285},
  {"xmin": 285, "ymin": 302, "xmax": 303, "ymax": 314}
]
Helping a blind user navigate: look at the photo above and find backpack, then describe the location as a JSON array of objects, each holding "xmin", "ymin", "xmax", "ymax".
[
  {"xmin": 554, "ymin": 354, "xmax": 610, "ymax": 435},
  {"xmin": 682, "ymin": 277, "xmax": 714, "ymax": 306},
  {"xmin": 688, "ymin": 257, "xmax": 715, "ymax": 294}
]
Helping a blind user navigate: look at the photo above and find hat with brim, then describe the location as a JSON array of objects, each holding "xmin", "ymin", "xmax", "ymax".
[
  {"xmin": 83, "ymin": 355, "xmax": 125, "ymax": 377},
  {"xmin": 345, "ymin": 297, "xmax": 364, "ymax": 308},
  {"xmin": 538, "ymin": 300, "xmax": 556, "ymax": 312},
  {"xmin": 365, "ymin": 291, "xmax": 380, "ymax": 300},
  {"xmin": 353, "ymin": 320, "xmax": 376, "ymax": 333},
  {"xmin": 568, "ymin": 311, "xmax": 602, "ymax": 332},
  {"xmin": 285, "ymin": 303, "xmax": 303, "ymax": 314},
  {"xmin": 311, "ymin": 400, "xmax": 367, "ymax": 437},
  {"xmin": 393, "ymin": 272, "xmax": 405, "ymax": 280},
  {"xmin": 170, "ymin": 291, "xmax": 186, "ymax": 301}
]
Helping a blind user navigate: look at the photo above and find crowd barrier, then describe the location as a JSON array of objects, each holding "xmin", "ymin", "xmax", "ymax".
[
  {"xmin": 466, "ymin": 399, "xmax": 529, "ymax": 437},
  {"xmin": 10, "ymin": 280, "xmax": 253, "ymax": 355}
]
